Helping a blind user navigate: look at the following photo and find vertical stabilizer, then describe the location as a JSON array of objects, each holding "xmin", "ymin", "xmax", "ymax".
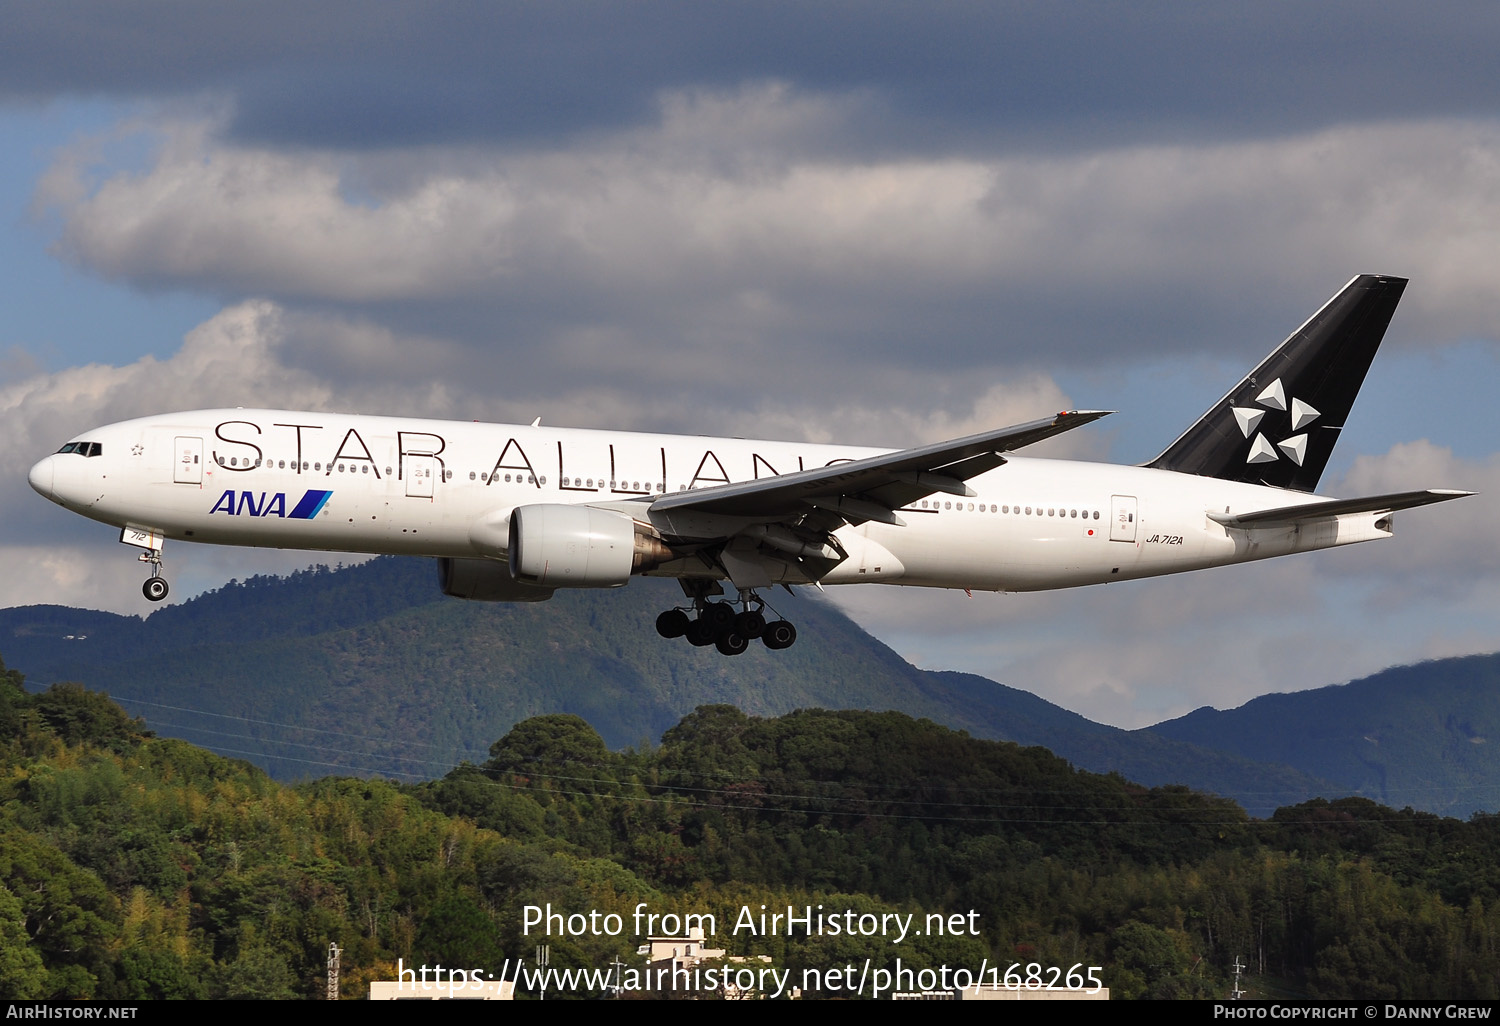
[{"xmin": 1147, "ymin": 274, "xmax": 1406, "ymax": 492}]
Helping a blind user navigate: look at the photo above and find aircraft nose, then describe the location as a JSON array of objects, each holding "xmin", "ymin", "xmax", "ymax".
[{"xmin": 28, "ymin": 455, "xmax": 55, "ymax": 500}]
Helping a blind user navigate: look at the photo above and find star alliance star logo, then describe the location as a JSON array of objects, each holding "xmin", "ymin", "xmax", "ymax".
[
  {"xmin": 131, "ymin": 444, "xmax": 145, "ymax": 456},
  {"xmin": 1232, "ymin": 378, "xmax": 1318, "ymax": 467}
]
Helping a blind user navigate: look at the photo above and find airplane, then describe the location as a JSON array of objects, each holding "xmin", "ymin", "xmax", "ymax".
[{"xmin": 28, "ymin": 274, "xmax": 1470, "ymax": 656}]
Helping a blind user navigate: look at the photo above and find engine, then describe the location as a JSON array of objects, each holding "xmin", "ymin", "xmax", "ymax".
[
  {"xmin": 507, "ymin": 504, "xmax": 673, "ymax": 588},
  {"xmin": 437, "ymin": 557, "xmax": 555, "ymax": 602}
]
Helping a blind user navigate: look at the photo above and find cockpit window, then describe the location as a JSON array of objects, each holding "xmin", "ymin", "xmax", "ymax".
[{"xmin": 56, "ymin": 442, "xmax": 102, "ymax": 457}]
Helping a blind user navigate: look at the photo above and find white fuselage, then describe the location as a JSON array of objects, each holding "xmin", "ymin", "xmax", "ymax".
[{"xmin": 28, "ymin": 408, "xmax": 1392, "ymax": 595}]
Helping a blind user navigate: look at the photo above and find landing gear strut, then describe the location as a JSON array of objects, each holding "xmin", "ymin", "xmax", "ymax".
[
  {"xmin": 140, "ymin": 549, "xmax": 169, "ymax": 602},
  {"xmin": 656, "ymin": 583, "xmax": 797, "ymax": 655}
]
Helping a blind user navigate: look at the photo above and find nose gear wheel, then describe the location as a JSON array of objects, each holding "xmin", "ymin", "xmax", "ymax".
[{"xmin": 139, "ymin": 549, "xmax": 169, "ymax": 602}]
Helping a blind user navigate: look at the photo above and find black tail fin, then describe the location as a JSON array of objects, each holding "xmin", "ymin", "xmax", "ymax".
[{"xmin": 1146, "ymin": 274, "xmax": 1407, "ymax": 492}]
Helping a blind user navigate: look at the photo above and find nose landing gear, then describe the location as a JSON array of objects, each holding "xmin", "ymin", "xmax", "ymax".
[{"xmin": 140, "ymin": 549, "xmax": 170, "ymax": 602}]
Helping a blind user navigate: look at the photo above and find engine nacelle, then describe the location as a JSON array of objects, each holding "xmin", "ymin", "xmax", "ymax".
[
  {"xmin": 438, "ymin": 557, "xmax": 555, "ymax": 602},
  {"xmin": 508, "ymin": 504, "xmax": 672, "ymax": 588}
]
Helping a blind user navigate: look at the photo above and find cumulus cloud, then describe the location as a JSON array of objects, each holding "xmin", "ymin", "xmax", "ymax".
[
  {"xmin": 1, "ymin": 302, "xmax": 321, "ymax": 466},
  {"xmin": 35, "ymin": 101, "xmax": 1500, "ymax": 425},
  {"xmin": 0, "ymin": 303, "xmax": 340, "ymax": 612},
  {"xmin": 1326, "ymin": 441, "xmax": 1500, "ymax": 588}
]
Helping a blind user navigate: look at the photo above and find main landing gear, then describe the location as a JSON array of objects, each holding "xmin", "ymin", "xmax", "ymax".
[
  {"xmin": 140, "ymin": 548, "xmax": 170, "ymax": 602},
  {"xmin": 655, "ymin": 587, "xmax": 797, "ymax": 656}
]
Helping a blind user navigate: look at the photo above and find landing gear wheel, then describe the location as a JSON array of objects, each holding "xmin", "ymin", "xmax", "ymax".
[
  {"xmin": 142, "ymin": 577, "xmax": 169, "ymax": 602},
  {"xmin": 762, "ymin": 620, "xmax": 797, "ymax": 650},
  {"xmin": 715, "ymin": 631, "xmax": 749, "ymax": 656},
  {"xmin": 701, "ymin": 601, "xmax": 736, "ymax": 632},
  {"xmin": 686, "ymin": 618, "xmax": 717, "ymax": 647},
  {"xmin": 734, "ymin": 609, "xmax": 766, "ymax": 639},
  {"xmin": 656, "ymin": 609, "xmax": 691, "ymax": 639}
]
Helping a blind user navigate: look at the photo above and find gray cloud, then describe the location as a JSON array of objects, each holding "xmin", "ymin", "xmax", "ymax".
[
  {"xmin": 35, "ymin": 106, "xmax": 1500, "ymax": 424},
  {"xmin": 6, "ymin": 3, "xmax": 1500, "ymax": 154}
]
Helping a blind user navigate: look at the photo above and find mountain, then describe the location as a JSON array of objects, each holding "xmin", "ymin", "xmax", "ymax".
[
  {"xmin": 1147, "ymin": 654, "xmax": 1500, "ymax": 819},
  {"xmin": 0, "ymin": 556, "xmax": 1402, "ymax": 815}
]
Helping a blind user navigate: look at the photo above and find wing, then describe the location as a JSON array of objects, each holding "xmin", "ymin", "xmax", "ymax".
[
  {"xmin": 648, "ymin": 410, "xmax": 1111, "ymax": 529},
  {"xmin": 1207, "ymin": 488, "xmax": 1472, "ymax": 528}
]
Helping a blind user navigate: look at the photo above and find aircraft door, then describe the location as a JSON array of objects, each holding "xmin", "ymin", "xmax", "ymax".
[
  {"xmin": 1110, "ymin": 494, "xmax": 1138, "ymax": 542},
  {"xmin": 174, "ymin": 437, "xmax": 203, "ymax": 484},
  {"xmin": 406, "ymin": 455, "xmax": 436, "ymax": 498}
]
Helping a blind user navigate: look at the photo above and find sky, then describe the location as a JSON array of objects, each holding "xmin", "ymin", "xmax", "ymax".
[{"xmin": 4, "ymin": 1, "xmax": 1500, "ymax": 729}]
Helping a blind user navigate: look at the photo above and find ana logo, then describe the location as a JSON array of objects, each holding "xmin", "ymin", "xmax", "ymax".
[
  {"xmin": 209, "ymin": 489, "xmax": 332, "ymax": 519},
  {"xmin": 1232, "ymin": 378, "xmax": 1318, "ymax": 467}
]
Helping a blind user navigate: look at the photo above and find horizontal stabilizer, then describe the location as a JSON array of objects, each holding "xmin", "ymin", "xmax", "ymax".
[{"xmin": 1207, "ymin": 489, "xmax": 1472, "ymax": 528}]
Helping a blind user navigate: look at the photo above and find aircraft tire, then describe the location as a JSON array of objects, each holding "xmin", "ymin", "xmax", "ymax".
[
  {"xmin": 734, "ymin": 610, "xmax": 766, "ymax": 639},
  {"xmin": 686, "ymin": 618, "xmax": 717, "ymax": 646},
  {"xmin": 142, "ymin": 578, "xmax": 169, "ymax": 602},
  {"xmin": 702, "ymin": 601, "xmax": 736, "ymax": 631},
  {"xmin": 761, "ymin": 620, "xmax": 796, "ymax": 650},
  {"xmin": 656, "ymin": 609, "xmax": 691, "ymax": 639},
  {"xmin": 715, "ymin": 631, "xmax": 749, "ymax": 656}
]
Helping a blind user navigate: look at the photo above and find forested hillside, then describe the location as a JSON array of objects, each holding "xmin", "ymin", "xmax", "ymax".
[
  {"xmin": 0, "ymin": 557, "xmax": 1335, "ymax": 814},
  {"xmin": 1149, "ymin": 653, "xmax": 1500, "ymax": 817},
  {"xmin": 3, "ymin": 663, "xmax": 1499, "ymax": 1000}
]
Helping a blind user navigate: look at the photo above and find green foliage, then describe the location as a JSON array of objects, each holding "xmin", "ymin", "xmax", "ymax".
[
  {"xmin": 3, "ymin": 655, "xmax": 1500, "ymax": 1000},
  {"xmin": 414, "ymin": 893, "xmax": 507, "ymax": 968},
  {"xmin": 485, "ymin": 714, "xmax": 612, "ymax": 777},
  {"xmin": 0, "ymin": 883, "xmax": 49, "ymax": 999},
  {"xmin": 34, "ymin": 682, "xmax": 150, "ymax": 752}
]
